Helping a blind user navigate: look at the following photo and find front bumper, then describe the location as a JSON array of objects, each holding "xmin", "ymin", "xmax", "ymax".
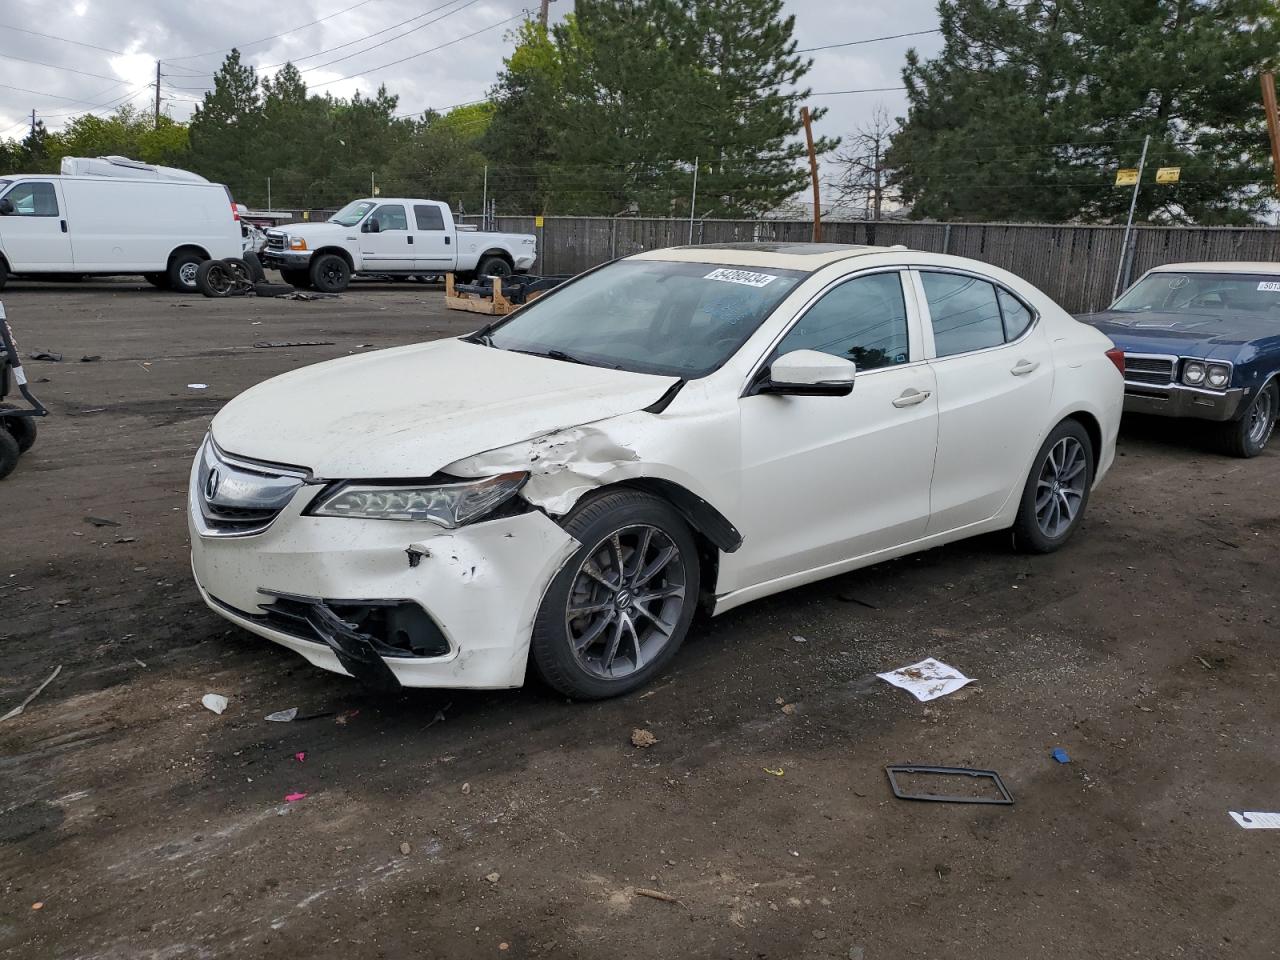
[
  {"xmin": 190, "ymin": 489, "xmax": 579, "ymax": 690},
  {"xmin": 1122, "ymin": 382, "xmax": 1246, "ymax": 422},
  {"xmin": 260, "ymin": 249, "xmax": 314, "ymax": 269}
]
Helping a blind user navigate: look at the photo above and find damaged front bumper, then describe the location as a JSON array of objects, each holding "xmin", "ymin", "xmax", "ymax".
[{"xmin": 190, "ymin": 490, "xmax": 579, "ymax": 690}]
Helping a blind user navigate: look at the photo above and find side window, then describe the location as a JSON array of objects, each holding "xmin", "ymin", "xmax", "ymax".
[
  {"xmin": 997, "ymin": 289, "xmax": 1034, "ymax": 341},
  {"xmin": 921, "ymin": 272, "xmax": 1004, "ymax": 358},
  {"xmin": 371, "ymin": 204, "xmax": 408, "ymax": 231},
  {"xmin": 4, "ymin": 182, "xmax": 58, "ymax": 217},
  {"xmin": 773, "ymin": 272, "xmax": 910, "ymax": 372},
  {"xmin": 414, "ymin": 204, "xmax": 445, "ymax": 231}
]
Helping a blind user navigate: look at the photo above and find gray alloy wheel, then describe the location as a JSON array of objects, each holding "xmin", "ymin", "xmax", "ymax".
[
  {"xmin": 1218, "ymin": 383, "xmax": 1277, "ymax": 458},
  {"xmin": 1035, "ymin": 435, "xmax": 1088, "ymax": 539},
  {"xmin": 564, "ymin": 524, "xmax": 688, "ymax": 681}
]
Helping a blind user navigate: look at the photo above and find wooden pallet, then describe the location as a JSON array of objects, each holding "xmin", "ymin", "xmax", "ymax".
[{"xmin": 444, "ymin": 273, "xmax": 539, "ymax": 316}]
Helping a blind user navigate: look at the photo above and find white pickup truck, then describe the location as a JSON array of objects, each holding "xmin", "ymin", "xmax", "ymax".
[{"xmin": 261, "ymin": 197, "xmax": 537, "ymax": 292}]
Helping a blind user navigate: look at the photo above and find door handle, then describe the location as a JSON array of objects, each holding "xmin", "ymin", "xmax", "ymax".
[
  {"xmin": 892, "ymin": 388, "xmax": 932, "ymax": 408},
  {"xmin": 407, "ymin": 236, "xmax": 414, "ymax": 244},
  {"xmin": 60, "ymin": 219, "xmax": 67, "ymax": 233},
  {"xmin": 1011, "ymin": 359, "xmax": 1040, "ymax": 376},
  {"xmin": 444, "ymin": 236, "xmax": 450, "ymax": 245}
]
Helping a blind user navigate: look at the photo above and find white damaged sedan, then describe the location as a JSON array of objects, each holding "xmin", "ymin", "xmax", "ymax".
[{"xmin": 189, "ymin": 243, "xmax": 1123, "ymax": 699}]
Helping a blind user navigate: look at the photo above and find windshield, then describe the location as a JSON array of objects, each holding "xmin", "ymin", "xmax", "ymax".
[
  {"xmin": 328, "ymin": 199, "xmax": 376, "ymax": 226},
  {"xmin": 485, "ymin": 260, "xmax": 807, "ymax": 377},
  {"xmin": 1112, "ymin": 272, "xmax": 1280, "ymax": 315}
]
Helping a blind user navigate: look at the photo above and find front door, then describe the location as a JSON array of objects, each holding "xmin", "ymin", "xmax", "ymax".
[
  {"xmin": 0, "ymin": 180, "xmax": 72, "ymax": 270},
  {"xmin": 412, "ymin": 203, "xmax": 454, "ymax": 273},
  {"xmin": 734, "ymin": 270, "xmax": 939, "ymax": 588},
  {"xmin": 359, "ymin": 203, "xmax": 414, "ymax": 271},
  {"xmin": 914, "ymin": 270, "xmax": 1055, "ymax": 534}
]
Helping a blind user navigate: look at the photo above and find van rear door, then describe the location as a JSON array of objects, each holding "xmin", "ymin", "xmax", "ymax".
[{"xmin": 0, "ymin": 179, "xmax": 73, "ymax": 271}]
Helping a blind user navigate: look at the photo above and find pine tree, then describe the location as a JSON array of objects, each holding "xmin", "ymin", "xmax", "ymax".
[
  {"xmin": 188, "ymin": 50, "xmax": 264, "ymax": 199},
  {"xmin": 889, "ymin": 0, "xmax": 1280, "ymax": 224}
]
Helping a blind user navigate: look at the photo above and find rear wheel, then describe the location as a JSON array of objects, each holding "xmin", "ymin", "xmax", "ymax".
[
  {"xmin": 0, "ymin": 405, "xmax": 36, "ymax": 453},
  {"xmin": 1012, "ymin": 419, "xmax": 1095, "ymax": 554},
  {"xmin": 143, "ymin": 272, "xmax": 170, "ymax": 289},
  {"xmin": 309, "ymin": 253, "xmax": 350, "ymax": 293},
  {"xmin": 1216, "ymin": 383, "xmax": 1276, "ymax": 458},
  {"xmin": 167, "ymin": 250, "xmax": 204, "ymax": 293},
  {"xmin": 475, "ymin": 255, "xmax": 513, "ymax": 280},
  {"xmin": 0, "ymin": 427, "xmax": 19, "ymax": 480},
  {"xmin": 280, "ymin": 268, "xmax": 311, "ymax": 289},
  {"xmin": 530, "ymin": 490, "xmax": 700, "ymax": 700}
]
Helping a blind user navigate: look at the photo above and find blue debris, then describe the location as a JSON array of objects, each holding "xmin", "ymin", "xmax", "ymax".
[{"xmin": 1051, "ymin": 748, "xmax": 1070, "ymax": 764}]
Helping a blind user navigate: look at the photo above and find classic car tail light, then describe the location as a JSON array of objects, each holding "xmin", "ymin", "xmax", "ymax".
[{"xmin": 1105, "ymin": 347, "xmax": 1125, "ymax": 376}]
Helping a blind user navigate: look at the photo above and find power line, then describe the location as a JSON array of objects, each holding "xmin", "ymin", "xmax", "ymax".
[
  {"xmin": 165, "ymin": 0, "xmax": 389, "ymax": 62},
  {"xmin": 796, "ymin": 29, "xmax": 941, "ymax": 54},
  {"xmin": 0, "ymin": 80, "xmax": 147, "ymax": 107},
  {"xmin": 0, "ymin": 52, "xmax": 123, "ymax": 83},
  {"xmin": 809, "ymin": 86, "xmax": 908, "ymax": 97},
  {"xmin": 293, "ymin": 0, "xmax": 485, "ymax": 76}
]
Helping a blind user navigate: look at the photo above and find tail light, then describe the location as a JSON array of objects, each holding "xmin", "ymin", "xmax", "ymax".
[
  {"xmin": 230, "ymin": 201, "xmax": 240, "ymax": 222},
  {"xmin": 1105, "ymin": 347, "xmax": 1125, "ymax": 376}
]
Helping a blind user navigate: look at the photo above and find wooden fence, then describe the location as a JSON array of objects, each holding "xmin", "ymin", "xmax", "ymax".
[{"xmin": 457, "ymin": 216, "xmax": 1280, "ymax": 314}]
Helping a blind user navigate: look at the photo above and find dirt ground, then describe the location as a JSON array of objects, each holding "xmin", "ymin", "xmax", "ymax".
[{"xmin": 0, "ymin": 276, "xmax": 1277, "ymax": 960}]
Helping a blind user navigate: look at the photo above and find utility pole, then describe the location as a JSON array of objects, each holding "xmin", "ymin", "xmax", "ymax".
[
  {"xmin": 482, "ymin": 165, "xmax": 488, "ymax": 229},
  {"xmin": 154, "ymin": 60, "xmax": 161, "ymax": 128},
  {"xmin": 801, "ymin": 106, "xmax": 822, "ymax": 242},
  {"xmin": 1112, "ymin": 134, "xmax": 1150, "ymax": 301},
  {"xmin": 538, "ymin": 0, "xmax": 550, "ymax": 28},
  {"xmin": 687, "ymin": 157, "xmax": 699, "ymax": 243},
  {"xmin": 1262, "ymin": 72, "xmax": 1280, "ymax": 199},
  {"xmin": 29, "ymin": 108, "xmax": 35, "ymax": 140}
]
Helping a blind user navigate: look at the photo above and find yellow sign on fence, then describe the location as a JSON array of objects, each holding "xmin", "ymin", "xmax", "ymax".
[
  {"xmin": 1156, "ymin": 167, "xmax": 1181, "ymax": 184},
  {"xmin": 1115, "ymin": 168, "xmax": 1139, "ymax": 187},
  {"xmin": 535, "ymin": 215, "xmax": 545, "ymax": 228}
]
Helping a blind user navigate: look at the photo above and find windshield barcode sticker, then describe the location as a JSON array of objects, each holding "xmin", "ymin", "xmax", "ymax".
[
  {"xmin": 705, "ymin": 268, "xmax": 777, "ymax": 287},
  {"xmin": 1257, "ymin": 281, "xmax": 1280, "ymax": 292}
]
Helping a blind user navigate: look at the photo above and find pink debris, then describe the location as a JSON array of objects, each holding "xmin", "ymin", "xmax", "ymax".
[
  {"xmin": 294, "ymin": 752, "xmax": 306, "ymax": 763},
  {"xmin": 284, "ymin": 792, "xmax": 308, "ymax": 803}
]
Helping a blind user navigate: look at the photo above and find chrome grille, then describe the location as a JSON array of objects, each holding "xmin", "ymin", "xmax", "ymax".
[
  {"xmin": 265, "ymin": 231, "xmax": 285, "ymax": 251},
  {"xmin": 191, "ymin": 437, "xmax": 308, "ymax": 538},
  {"xmin": 1123, "ymin": 355, "xmax": 1175, "ymax": 386}
]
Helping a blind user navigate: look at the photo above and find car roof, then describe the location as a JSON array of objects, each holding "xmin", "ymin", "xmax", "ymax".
[
  {"xmin": 1146, "ymin": 261, "xmax": 1280, "ymax": 276},
  {"xmin": 628, "ymin": 242, "xmax": 902, "ymax": 271}
]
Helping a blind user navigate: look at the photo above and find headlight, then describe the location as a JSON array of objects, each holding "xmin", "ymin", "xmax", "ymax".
[
  {"xmin": 289, "ymin": 236, "xmax": 307, "ymax": 251},
  {"xmin": 308, "ymin": 472, "xmax": 527, "ymax": 527},
  {"xmin": 1205, "ymin": 363, "xmax": 1231, "ymax": 389},
  {"xmin": 1182, "ymin": 361, "xmax": 1206, "ymax": 386}
]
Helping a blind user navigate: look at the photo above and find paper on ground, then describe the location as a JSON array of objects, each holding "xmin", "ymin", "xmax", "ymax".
[
  {"xmin": 201, "ymin": 693, "xmax": 228, "ymax": 715},
  {"xmin": 877, "ymin": 658, "xmax": 974, "ymax": 702},
  {"xmin": 1229, "ymin": 811, "xmax": 1280, "ymax": 829}
]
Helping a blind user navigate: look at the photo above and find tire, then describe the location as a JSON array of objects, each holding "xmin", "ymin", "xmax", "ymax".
[
  {"xmin": 0, "ymin": 259, "xmax": 8, "ymax": 292},
  {"xmin": 195, "ymin": 259, "xmax": 234, "ymax": 298},
  {"xmin": 0, "ymin": 405, "xmax": 36, "ymax": 453},
  {"xmin": 280, "ymin": 268, "xmax": 311, "ymax": 289},
  {"xmin": 167, "ymin": 250, "xmax": 205, "ymax": 293},
  {"xmin": 530, "ymin": 490, "xmax": 701, "ymax": 700},
  {"xmin": 475, "ymin": 255, "xmax": 513, "ymax": 280},
  {"xmin": 240, "ymin": 251, "xmax": 267, "ymax": 283},
  {"xmin": 143, "ymin": 272, "xmax": 170, "ymax": 289},
  {"xmin": 0, "ymin": 427, "xmax": 19, "ymax": 481},
  {"xmin": 1216, "ymin": 383, "xmax": 1276, "ymax": 458},
  {"xmin": 1011, "ymin": 418, "xmax": 1095, "ymax": 554},
  {"xmin": 309, "ymin": 253, "xmax": 350, "ymax": 293}
]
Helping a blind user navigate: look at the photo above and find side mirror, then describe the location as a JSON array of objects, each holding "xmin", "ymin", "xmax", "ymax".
[
  {"xmin": 362, "ymin": 219, "xmax": 380, "ymax": 233},
  {"xmin": 758, "ymin": 349, "xmax": 856, "ymax": 397},
  {"xmin": 0, "ymin": 198, "xmax": 12, "ymax": 215}
]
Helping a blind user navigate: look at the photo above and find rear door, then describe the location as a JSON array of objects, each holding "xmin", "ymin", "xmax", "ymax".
[
  {"xmin": 359, "ymin": 203, "xmax": 414, "ymax": 270},
  {"xmin": 412, "ymin": 203, "xmax": 455, "ymax": 273},
  {"xmin": 914, "ymin": 270, "xmax": 1054, "ymax": 534},
  {"xmin": 0, "ymin": 180, "xmax": 73, "ymax": 270}
]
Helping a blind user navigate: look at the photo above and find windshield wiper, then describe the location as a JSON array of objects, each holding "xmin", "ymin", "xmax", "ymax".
[{"xmin": 509, "ymin": 347, "xmax": 589, "ymax": 365}]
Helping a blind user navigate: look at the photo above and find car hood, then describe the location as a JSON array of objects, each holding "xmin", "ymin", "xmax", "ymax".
[
  {"xmin": 210, "ymin": 339, "xmax": 678, "ymax": 478},
  {"xmin": 271, "ymin": 222, "xmax": 349, "ymax": 238},
  {"xmin": 1077, "ymin": 309, "xmax": 1280, "ymax": 359}
]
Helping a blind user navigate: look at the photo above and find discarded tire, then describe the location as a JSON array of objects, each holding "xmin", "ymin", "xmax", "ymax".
[
  {"xmin": 0, "ymin": 404, "xmax": 37, "ymax": 453},
  {"xmin": 195, "ymin": 259, "xmax": 235, "ymax": 298},
  {"xmin": 241, "ymin": 251, "xmax": 268, "ymax": 283},
  {"xmin": 0, "ymin": 427, "xmax": 19, "ymax": 480},
  {"xmin": 221, "ymin": 258, "xmax": 254, "ymax": 286}
]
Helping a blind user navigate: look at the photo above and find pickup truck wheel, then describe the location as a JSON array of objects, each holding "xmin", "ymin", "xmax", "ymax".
[
  {"xmin": 310, "ymin": 253, "xmax": 350, "ymax": 293},
  {"xmin": 143, "ymin": 272, "xmax": 170, "ymax": 289},
  {"xmin": 0, "ymin": 405, "xmax": 36, "ymax": 453},
  {"xmin": 168, "ymin": 251, "xmax": 204, "ymax": 293},
  {"xmin": 475, "ymin": 255, "xmax": 513, "ymax": 279},
  {"xmin": 280, "ymin": 268, "xmax": 311, "ymax": 289},
  {"xmin": 1217, "ymin": 383, "xmax": 1276, "ymax": 458}
]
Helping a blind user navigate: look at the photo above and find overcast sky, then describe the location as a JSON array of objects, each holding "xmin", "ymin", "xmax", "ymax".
[{"xmin": 1, "ymin": 0, "xmax": 944, "ymax": 154}]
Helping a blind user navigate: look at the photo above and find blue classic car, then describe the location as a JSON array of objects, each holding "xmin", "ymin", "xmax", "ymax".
[{"xmin": 1078, "ymin": 262, "xmax": 1280, "ymax": 457}]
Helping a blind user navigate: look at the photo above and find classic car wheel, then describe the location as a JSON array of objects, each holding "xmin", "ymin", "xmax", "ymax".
[
  {"xmin": 530, "ymin": 490, "xmax": 700, "ymax": 700},
  {"xmin": 1012, "ymin": 419, "xmax": 1094, "ymax": 554},
  {"xmin": 1218, "ymin": 383, "xmax": 1276, "ymax": 458}
]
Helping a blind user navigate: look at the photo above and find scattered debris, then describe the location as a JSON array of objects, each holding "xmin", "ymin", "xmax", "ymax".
[
  {"xmin": 484, "ymin": 872, "xmax": 501, "ymax": 884},
  {"xmin": 294, "ymin": 752, "xmax": 306, "ymax": 763},
  {"xmin": 631, "ymin": 728, "xmax": 658, "ymax": 748},
  {"xmin": 133, "ymin": 658, "xmax": 147, "ymax": 668},
  {"xmin": 187, "ymin": 383, "xmax": 208, "ymax": 390},
  {"xmin": 461, "ymin": 782, "xmax": 472, "ymax": 795},
  {"xmin": 877, "ymin": 657, "xmax": 974, "ymax": 702},
  {"xmin": 781, "ymin": 703, "xmax": 797, "ymax": 715},
  {"xmin": 791, "ymin": 635, "xmax": 808, "ymax": 643},
  {"xmin": 113, "ymin": 536, "xmax": 136, "ymax": 544},
  {"xmin": 634, "ymin": 887, "xmax": 684, "ymax": 907},
  {"xmin": 0, "ymin": 665, "xmax": 63, "ymax": 723},
  {"xmin": 79, "ymin": 355, "xmax": 101, "ymax": 363},
  {"xmin": 284, "ymin": 792, "xmax": 307, "ymax": 803},
  {"xmin": 335, "ymin": 708, "xmax": 360, "ymax": 725},
  {"xmin": 1051, "ymin": 748, "xmax": 1071, "ymax": 764},
  {"xmin": 499, "ymin": 943, "xmax": 509, "ymax": 952},
  {"xmin": 29, "ymin": 350, "xmax": 62, "ymax": 361},
  {"xmin": 201, "ymin": 693, "xmax": 228, "ymax": 715},
  {"xmin": 31, "ymin": 902, "xmax": 43, "ymax": 911},
  {"xmin": 838, "ymin": 593, "xmax": 879, "ymax": 609},
  {"xmin": 84, "ymin": 515, "xmax": 120, "ymax": 527},
  {"xmin": 265, "ymin": 707, "xmax": 298, "ymax": 722},
  {"xmin": 763, "ymin": 767, "xmax": 785, "ymax": 777},
  {"xmin": 282, "ymin": 291, "xmax": 337, "ymax": 301},
  {"xmin": 253, "ymin": 340, "xmax": 335, "ymax": 349},
  {"xmin": 884, "ymin": 765, "xmax": 1014, "ymax": 805},
  {"xmin": 1196, "ymin": 656, "xmax": 1214, "ymax": 670},
  {"xmin": 1229, "ymin": 811, "xmax": 1280, "ymax": 829}
]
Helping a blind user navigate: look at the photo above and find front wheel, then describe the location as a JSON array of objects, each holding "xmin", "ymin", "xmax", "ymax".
[
  {"xmin": 1012, "ymin": 419, "xmax": 1095, "ymax": 554},
  {"xmin": 1216, "ymin": 384, "xmax": 1276, "ymax": 458},
  {"xmin": 530, "ymin": 490, "xmax": 701, "ymax": 700},
  {"xmin": 309, "ymin": 253, "xmax": 350, "ymax": 293}
]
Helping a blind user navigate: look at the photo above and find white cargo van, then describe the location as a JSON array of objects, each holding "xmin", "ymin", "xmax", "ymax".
[{"xmin": 0, "ymin": 156, "xmax": 242, "ymax": 293}]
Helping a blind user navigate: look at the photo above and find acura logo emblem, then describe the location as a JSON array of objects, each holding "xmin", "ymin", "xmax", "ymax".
[{"xmin": 205, "ymin": 468, "xmax": 221, "ymax": 501}]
